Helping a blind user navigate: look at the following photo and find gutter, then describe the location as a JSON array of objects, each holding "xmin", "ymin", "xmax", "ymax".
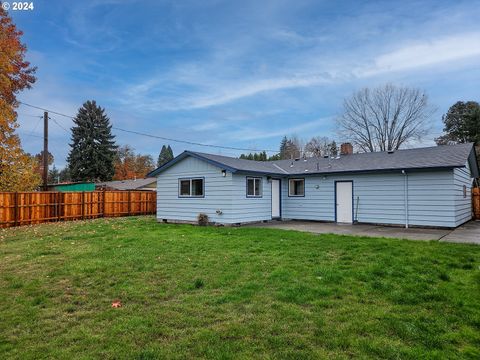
[{"xmin": 402, "ymin": 170, "xmax": 409, "ymax": 228}]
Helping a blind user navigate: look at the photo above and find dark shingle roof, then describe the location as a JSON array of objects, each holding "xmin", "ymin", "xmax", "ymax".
[
  {"xmin": 95, "ymin": 178, "xmax": 156, "ymax": 190},
  {"xmin": 149, "ymin": 143, "xmax": 478, "ymax": 177}
]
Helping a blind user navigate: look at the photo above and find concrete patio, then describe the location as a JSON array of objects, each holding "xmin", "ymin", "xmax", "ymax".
[{"xmin": 250, "ymin": 220, "xmax": 480, "ymax": 244}]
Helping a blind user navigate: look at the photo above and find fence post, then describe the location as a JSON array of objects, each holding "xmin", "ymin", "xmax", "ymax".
[
  {"xmin": 128, "ymin": 191, "xmax": 131, "ymax": 216},
  {"xmin": 103, "ymin": 189, "xmax": 107, "ymax": 217},
  {"xmin": 57, "ymin": 192, "xmax": 61, "ymax": 222},
  {"xmin": 473, "ymin": 188, "xmax": 480, "ymax": 220},
  {"xmin": 81, "ymin": 191, "xmax": 85, "ymax": 220},
  {"xmin": 14, "ymin": 192, "xmax": 19, "ymax": 227}
]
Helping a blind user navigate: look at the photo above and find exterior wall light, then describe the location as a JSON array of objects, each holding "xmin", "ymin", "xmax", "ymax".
[{"xmin": 222, "ymin": 170, "xmax": 227, "ymax": 177}]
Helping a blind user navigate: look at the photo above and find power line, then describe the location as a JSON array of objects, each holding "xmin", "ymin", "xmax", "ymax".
[
  {"xmin": 18, "ymin": 101, "xmax": 278, "ymax": 153},
  {"xmin": 112, "ymin": 127, "xmax": 277, "ymax": 153},
  {"xmin": 19, "ymin": 102, "xmax": 74, "ymax": 119},
  {"xmin": 17, "ymin": 131, "xmax": 43, "ymax": 139},
  {"xmin": 17, "ymin": 113, "xmax": 44, "ymax": 118},
  {"xmin": 49, "ymin": 116, "xmax": 70, "ymax": 133},
  {"xmin": 28, "ymin": 116, "xmax": 42, "ymax": 138}
]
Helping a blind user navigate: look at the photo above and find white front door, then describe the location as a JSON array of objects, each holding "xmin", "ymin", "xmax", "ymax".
[
  {"xmin": 271, "ymin": 179, "xmax": 280, "ymax": 218},
  {"xmin": 336, "ymin": 181, "xmax": 353, "ymax": 223}
]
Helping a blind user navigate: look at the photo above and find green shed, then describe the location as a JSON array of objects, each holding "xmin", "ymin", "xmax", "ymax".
[{"xmin": 48, "ymin": 182, "xmax": 95, "ymax": 192}]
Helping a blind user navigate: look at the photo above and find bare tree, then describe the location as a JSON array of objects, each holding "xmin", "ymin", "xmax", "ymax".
[
  {"xmin": 304, "ymin": 136, "xmax": 331, "ymax": 157},
  {"xmin": 289, "ymin": 135, "xmax": 304, "ymax": 157},
  {"xmin": 336, "ymin": 84, "xmax": 434, "ymax": 152}
]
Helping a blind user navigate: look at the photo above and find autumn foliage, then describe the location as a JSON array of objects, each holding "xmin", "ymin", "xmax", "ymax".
[
  {"xmin": 113, "ymin": 145, "xmax": 155, "ymax": 180},
  {"xmin": 0, "ymin": 8, "xmax": 40, "ymax": 191}
]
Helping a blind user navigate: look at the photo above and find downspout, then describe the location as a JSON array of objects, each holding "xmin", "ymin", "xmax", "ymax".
[{"xmin": 402, "ymin": 170, "xmax": 409, "ymax": 228}]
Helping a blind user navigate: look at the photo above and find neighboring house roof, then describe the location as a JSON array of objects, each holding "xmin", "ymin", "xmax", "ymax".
[
  {"xmin": 148, "ymin": 143, "xmax": 479, "ymax": 178},
  {"xmin": 96, "ymin": 178, "xmax": 157, "ymax": 190}
]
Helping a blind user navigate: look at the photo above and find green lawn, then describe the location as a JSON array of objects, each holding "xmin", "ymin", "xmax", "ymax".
[{"xmin": 1, "ymin": 217, "xmax": 480, "ymax": 359}]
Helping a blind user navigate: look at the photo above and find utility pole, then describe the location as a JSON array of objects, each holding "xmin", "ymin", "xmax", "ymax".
[{"xmin": 43, "ymin": 111, "xmax": 48, "ymax": 191}]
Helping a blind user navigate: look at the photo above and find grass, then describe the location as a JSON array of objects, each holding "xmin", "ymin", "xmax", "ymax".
[{"xmin": 1, "ymin": 217, "xmax": 480, "ymax": 359}]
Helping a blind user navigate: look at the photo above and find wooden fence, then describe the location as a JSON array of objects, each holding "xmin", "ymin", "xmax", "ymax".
[
  {"xmin": 473, "ymin": 188, "xmax": 480, "ymax": 220},
  {"xmin": 0, "ymin": 191, "xmax": 156, "ymax": 228}
]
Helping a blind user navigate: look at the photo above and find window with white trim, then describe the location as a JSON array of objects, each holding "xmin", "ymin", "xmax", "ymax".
[
  {"xmin": 289, "ymin": 178, "xmax": 305, "ymax": 196},
  {"xmin": 246, "ymin": 177, "xmax": 262, "ymax": 197},
  {"xmin": 179, "ymin": 178, "xmax": 204, "ymax": 197}
]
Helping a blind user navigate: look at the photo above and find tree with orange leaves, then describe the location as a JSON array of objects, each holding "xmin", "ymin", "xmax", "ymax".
[
  {"xmin": 0, "ymin": 8, "xmax": 40, "ymax": 191},
  {"xmin": 113, "ymin": 145, "xmax": 155, "ymax": 180}
]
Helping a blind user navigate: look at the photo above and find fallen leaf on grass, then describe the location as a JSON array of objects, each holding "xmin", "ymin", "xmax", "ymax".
[{"xmin": 111, "ymin": 300, "xmax": 122, "ymax": 308}]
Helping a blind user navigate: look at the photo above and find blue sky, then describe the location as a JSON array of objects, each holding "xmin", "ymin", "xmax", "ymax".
[{"xmin": 11, "ymin": 0, "xmax": 480, "ymax": 168}]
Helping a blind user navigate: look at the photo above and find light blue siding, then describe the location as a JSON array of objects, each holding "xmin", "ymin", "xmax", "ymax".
[
  {"xmin": 156, "ymin": 156, "xmax": 234, "ymax": 223},
  {"xmin": 282, "ymin": 170, "xmax": 459, "ymax": 228},
  {"xmin": 453, "ymin": 162, "xmax": 473, "ymax": 226},
  {"xmin": 156, "ymin": 157, "xmax": 273, "ymax": 224},
  {"xmin": 156, "ymin": 155, "xmax": 472, "ymax": 228},
  {"xmin": 230, "ymin": 174, "xmax": 272, "ymax": 223}
]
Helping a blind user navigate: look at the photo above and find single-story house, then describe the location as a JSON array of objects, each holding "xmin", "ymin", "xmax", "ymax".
[
  {"xmin": 148, "ymin": 143, "xmax": 479, "ymax": 228},
  {"xmin": 95, "ymin": 178, "xmax": 157, "ymax": 191}
]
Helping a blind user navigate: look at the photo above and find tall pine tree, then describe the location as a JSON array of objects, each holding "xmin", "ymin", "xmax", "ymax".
[
  {"xmin": 166, "ymin": 145, "xmax": 174, "ymax": 161},
  {"xmin": 157, "ymin": 144, "xmax": 174, "ymax": 167},
  {"xmin": 329, "ymin": 141, "xmax": 338, "ymax": 157},
  {"xmin": 279, "ymin": 136, "xmax": 288, "ymax": 159},
  {"xmin": 67, "ymin": 100, "xmax": 117, "ymax": 182}
]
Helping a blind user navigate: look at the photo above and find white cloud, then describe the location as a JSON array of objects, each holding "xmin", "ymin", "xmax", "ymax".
[
  {"xmin": 185, "ymin": 75, "xmax": 333, "ymax": 109},
  {"xmin": 222, "ymin": 117, "xmax": 332, "ymax": 141},
  {"xmin": 361, "ymin": 32, "xmax": 480, "ymax": 76},
  {"xmin": 122, "ymin": 31, "xmax": 480, "ymax": 112}
]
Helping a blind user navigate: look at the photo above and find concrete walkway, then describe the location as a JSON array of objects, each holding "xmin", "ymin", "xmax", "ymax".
[
  {"xmin": 440, "ymin": 221, "xmax": 480, "ymax": 244},
  {"xmin": 250, "ymin": 220, "xmax": 480, "ymax": 244}
]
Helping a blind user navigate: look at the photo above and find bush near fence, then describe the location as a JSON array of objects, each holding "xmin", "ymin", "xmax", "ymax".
[{"xmin": 0, "ymin": 191, "xmax": 156, "ymax": 228}]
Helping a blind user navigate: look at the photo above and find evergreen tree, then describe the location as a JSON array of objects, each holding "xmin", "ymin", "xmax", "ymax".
[
  {"xmin": 67, "ymin": 100, "xmax": 117, "ymax": 182},
  {"xmin": 157, "ymin": 145, "xmax": 167, "ymax": 167},
  {"xmin": 157, "ymin": 144, "xmax": 174, "ymax": 167},
  {"xmin": 58, "ymin": 167, "xmax": 71, "ymax": 183},
  {"xmin": 329, "ymin": 141, "xmax": 338, "ymax": 157},
  {"xmin": 435, "ymin": 101, "xmax": 480, "ymax": 145},
  {"xmin": 48, "ymin": 165, "xmax": 60, "ymax": 184},
  {"xmin": 239, "ymin": 151, "xmax": 280, "ymax": 161},
  {"xmin": 166, "ymin": 145, "xmax": 174, "ymax": 161},
  {"xmin": 279, "ymin": 136, "xmax": 288, "ymax": 159}
]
